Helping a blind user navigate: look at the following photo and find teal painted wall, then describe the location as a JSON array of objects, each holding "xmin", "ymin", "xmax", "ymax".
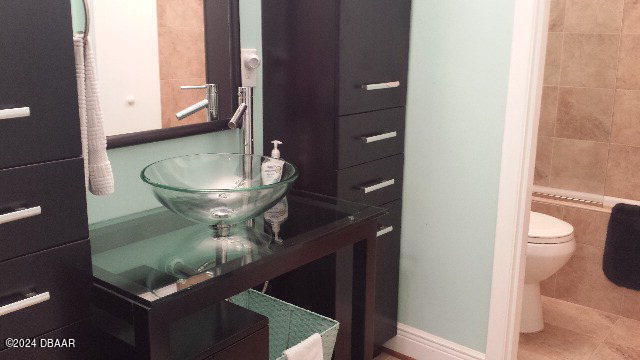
[
  {"xmin": 70, "ymin": 0, "xmax": 85, "ymax": 34},
  {"xmin": 398, "ymin": 0, "xmax": 515, "ymax": 352},
  {"xmin": 87, "ymin": 1, "xmax": 263, "ymax": 224}
]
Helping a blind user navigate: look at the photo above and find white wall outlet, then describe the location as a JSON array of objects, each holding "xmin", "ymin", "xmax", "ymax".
[{"xmin": 241, "ymin": 48, "xmax": 261, "ymax": 87}]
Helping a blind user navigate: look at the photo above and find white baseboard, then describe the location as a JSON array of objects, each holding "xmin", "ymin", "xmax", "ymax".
[{"xmin": 383, "ymin": 323, "xmax": 486, "ymax": 360}]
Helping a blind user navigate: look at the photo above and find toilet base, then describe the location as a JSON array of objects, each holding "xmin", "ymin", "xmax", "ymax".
[{"xmin": 520, "ymin": 282, "xmax": 544, "ymax": 333}]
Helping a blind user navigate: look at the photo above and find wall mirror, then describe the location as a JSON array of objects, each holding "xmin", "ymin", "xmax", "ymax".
[{"xmin": 75, "ymin": 0, "xmax": 240, "ymax": 148}]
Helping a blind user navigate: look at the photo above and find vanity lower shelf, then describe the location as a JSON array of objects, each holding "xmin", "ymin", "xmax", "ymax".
[{"xmin": 93, "ymin": 296, "xmax": 269, "ymax": 360}]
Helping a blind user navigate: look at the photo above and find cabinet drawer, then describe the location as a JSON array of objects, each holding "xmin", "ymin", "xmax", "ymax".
[
  {"xmin": 0, "ymin": 158, "xmax": 88, "ymax": 262},
  {"xmin": 338, "ymin": 0, "xmax": 411, "ymax": 115},
  {"xmin": 0, "ymin": 0, "xmax": 81, "ymax": 169},
  {"xmin": 0, "ymin": 240, "xmax": 91, "ymax": 347},
  {"xmin": 375, "ymin": 200, "xmax": 401, "ymax": 348},
  {"xmin": 208, "ymin": 326, "xmax": 269, "ymax": 360},
  {"xmin": 337, "ymin": 108, "xmax": 405, "ymax": 169},
  {"xmin": 336, "ymin": 154, "xmax": 403, "ymax": 206}
]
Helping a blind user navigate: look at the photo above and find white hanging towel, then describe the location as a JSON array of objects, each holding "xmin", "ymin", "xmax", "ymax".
[
  {"xmin": 283, "ymin": 333, "xmax": 323, "ymax": 360},
  {"xmin": 73, "ymin": 34, "xmax": 114, "ymax": 196}
]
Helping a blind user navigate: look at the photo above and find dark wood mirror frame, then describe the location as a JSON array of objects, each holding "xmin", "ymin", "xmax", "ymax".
[{"xmin": 106, "ymin": 0, "xmax": 241, "ymax": 149}]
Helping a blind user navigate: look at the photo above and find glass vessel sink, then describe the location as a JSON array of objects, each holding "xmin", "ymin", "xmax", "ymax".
[{"xmin": 141, "ymin": 153, "xmax": 298, "ymax": 232}]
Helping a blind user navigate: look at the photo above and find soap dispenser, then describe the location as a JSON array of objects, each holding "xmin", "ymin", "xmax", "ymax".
[{"xmin": 262, "ymin": 140, "xmax": 285, "ymax": 185}]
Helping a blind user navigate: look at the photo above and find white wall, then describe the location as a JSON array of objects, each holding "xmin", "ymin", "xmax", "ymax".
[{"xmin": 92, "ymin": 0, "xmax": 162, "ymax": 136}]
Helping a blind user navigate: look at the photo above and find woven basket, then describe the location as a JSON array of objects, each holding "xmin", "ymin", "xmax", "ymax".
[{"xmin": 230, "ymin": 290, "xmax": 339, "ymax": 360}]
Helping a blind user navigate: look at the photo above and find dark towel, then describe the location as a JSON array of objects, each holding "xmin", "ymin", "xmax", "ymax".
[{"xmin": 603, "ymin": 203, "xmax": 640, "ymax": 290}]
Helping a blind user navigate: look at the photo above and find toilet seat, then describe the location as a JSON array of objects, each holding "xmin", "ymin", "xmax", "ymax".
[{"xmin": 528, "ymin": 212, "xmax": 574, "ymax": 244}]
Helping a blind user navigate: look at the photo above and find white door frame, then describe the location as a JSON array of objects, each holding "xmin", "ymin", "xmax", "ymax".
[{"xmin": 485, "ymin": 0, "xmax": 550, "ymax": 359}]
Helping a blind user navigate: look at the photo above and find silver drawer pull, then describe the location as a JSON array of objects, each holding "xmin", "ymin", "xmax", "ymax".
[
  {"xmin": 376, "ymin": 226, "xmax": 394, "ymax": 237},
  {"xmin": 363, "ymin": 81, "xmax": 400, "ymax": 91},
  {"xmin": 360, "ymin": 179, "xmax": 395, "ymax": 194},
  {"xmin": 0, "ymin": 291, "xmax": 50, "ymax": 317},
  {"xmin": 0, "ymin": 107, "xmax": 30, "ymax": 121},
  {"xmin": 361, "ymin": 131, "xmax": 397, "ymax": 144},
  {"xmin": 0, "ymin": 206, "xmax": 42, "ymax": 225}
]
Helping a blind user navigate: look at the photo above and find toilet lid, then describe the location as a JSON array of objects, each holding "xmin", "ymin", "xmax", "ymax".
[{"xmin": 528, "ymin": 212, "xmax": 574, "ymax": 243}]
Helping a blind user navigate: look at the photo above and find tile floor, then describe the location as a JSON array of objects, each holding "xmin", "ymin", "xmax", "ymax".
[
  {"xmin": 375, "ymin": 353, "xmax": 402, "ymax": 360},
  {"xmin": 518, "ymin": 296, "xmax": 640, "ymax": 360}
]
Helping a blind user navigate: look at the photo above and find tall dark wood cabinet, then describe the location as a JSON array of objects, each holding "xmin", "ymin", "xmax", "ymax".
[
  {"xmin": 0, "ymin": 1, "xmax": 92, "ymax": 358},
  {"xmin": 262, "ymin": 0, "xmax": 411, "ymax": 353}
]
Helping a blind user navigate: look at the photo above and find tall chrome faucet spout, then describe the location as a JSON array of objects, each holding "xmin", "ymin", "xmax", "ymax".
[{"xmin": 228, "ymin": 103, "xmax": 247, "ymax": 129}]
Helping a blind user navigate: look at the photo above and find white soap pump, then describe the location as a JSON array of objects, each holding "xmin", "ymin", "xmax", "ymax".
[
  {"xmin": 270, "ymin": 140, "xmax": 282, "ymax": 159},
  {"xmin": 262, "ymin": 140, "xmax": 285, "ymax": 185}
]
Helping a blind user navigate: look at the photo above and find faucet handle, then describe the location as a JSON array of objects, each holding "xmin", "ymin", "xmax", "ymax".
[
  {"xmin": 180, "ymin": 85, "xmax": 208, "ymax": 90},
  {"xmin": 180, "ymin": 84, "xmax": 218, "ymax": 90}
]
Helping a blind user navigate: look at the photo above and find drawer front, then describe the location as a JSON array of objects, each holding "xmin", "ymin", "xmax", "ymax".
[
  {"xmin": 0, "ymin": 320, "xmax": 95, "ymax": 360},
  {"xmin": 0, "ymin": 0, "xmax": 81, "ymax": 169},
  {"xmin": 337, "ymin": 108, "xmax": 405, "ymax": 169},
  {"xmin": 0, "ymin": 158, "xmax": 88, "ymax": 262},
  {"xmin": 0, "ymin": 240, "xmax": 91, "ymax": 347},
  {"xmin": 337, "ymin": 155, "xmax": 404, "ymax": 206},
  {"xmin": 209, "ymin": 326, "xmax": 269, "ymax": 360},
  {"xmin": 374, "ymin": 200, "xmax": 402, "ymax": 348},
  {"xmin": 338, "ymin": 0, "xmax": 411, "ymax": 115}
]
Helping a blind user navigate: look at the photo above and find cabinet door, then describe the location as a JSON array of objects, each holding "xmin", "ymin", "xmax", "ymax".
[
  {"xmin": 0, "ymin": 0, "xmax": 81, "ymax": 169},
  {"xmin": 337, "ymin": 107, "xmax": 406, "ymax": 169},
  {"xmin": 0, "ymin": 240, "xmax": 91, "ymax": 348},
  {"xmin": 0, "ymin": 158, "xmax": 88, "ymax": 262},
  {"xmin": 338, "ymin": 0, "xmax": 411, "ymax": 115},
  {"xmin": 336, "ymin": 154, "xmax": 404, "ymax": 206},
  {"xmin": 374, "ymin": 200, "xmax": 402, "ymax": 349}
]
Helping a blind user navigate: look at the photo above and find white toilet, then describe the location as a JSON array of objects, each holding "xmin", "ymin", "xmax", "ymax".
[{"xmin": 521, "ymin": 211, "xmax": 576, "ymax": 333}]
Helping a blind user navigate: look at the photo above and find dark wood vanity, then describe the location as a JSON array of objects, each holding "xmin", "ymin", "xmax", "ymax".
[
  {"xmin": 90, "ymin": 192, "xmax": 384, "ymax": 359},
  {"xmin": 0, "ymin": 1, "xmax": 92, "ymax": 359},
  {"xmin": 0, "ymin": 0, "xmax": 411, "ymax": 358},
  {"xmin": 262, "ymin": 0, "xmax": 411, "ymax": 353}
]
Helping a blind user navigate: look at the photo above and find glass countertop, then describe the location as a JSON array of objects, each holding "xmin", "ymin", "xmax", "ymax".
[{"xmin": 90, "ymin": 191, "xmax": 384, "ymax": 305}]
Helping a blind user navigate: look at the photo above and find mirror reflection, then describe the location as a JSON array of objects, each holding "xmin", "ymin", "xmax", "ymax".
[{"xmin": 85, "ymin": 0, "xmax": 221, "ymax": 136}]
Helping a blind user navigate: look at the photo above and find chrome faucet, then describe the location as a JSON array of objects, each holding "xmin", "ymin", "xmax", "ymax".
[
  {"xmin": 175, "ymin": 84, "xmax": 218, "ymax": 121},
  {"xmin": 228, "ymin": 87, "xmax": 255, "ymax": 227},
  {"xmin": 228, "ymin": 87, "xmax": 253, "ymax": 159}
]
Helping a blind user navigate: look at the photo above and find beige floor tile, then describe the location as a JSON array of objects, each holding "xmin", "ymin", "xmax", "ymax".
[
  {"xmin": 520, "ymin": 324, "xmax": 601, "ymax": 360},
  {"xmin": 518, "ymin": 341, "xmax": 562, "ymax": 360},
  {"xmin": 588, "ymin": 342, "xmax": 640, "ymax": 360},
  {"xmin": 374, "ymin": 353, "xmax": 401, "ymax": 360},
  {"xmin": 619, "ymin": 288, "xmax": 640, "ymax": 321},
  {"xmin": 606, "ymin": 317, "xmax": 640, "ymax": 349},
  {"xmin": 541, "ymin": 275, "xmax": 557, "ymax": 298},
  {"xmin": 542, "ymin": 296, "xmax": 618, "ymax": 340}
]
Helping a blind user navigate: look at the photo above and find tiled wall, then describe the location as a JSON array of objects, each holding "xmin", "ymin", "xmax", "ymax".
[
  {"xmin": 532, "ymin": 200, "xmax": 640, "ymax": 320},
  {"xmin": 156, "ymin": 0, "xmax": 207, "ymax": 128},
  {"xmin": 535, "ymin": 0, "xmax": 640, "ymax": 201}
]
